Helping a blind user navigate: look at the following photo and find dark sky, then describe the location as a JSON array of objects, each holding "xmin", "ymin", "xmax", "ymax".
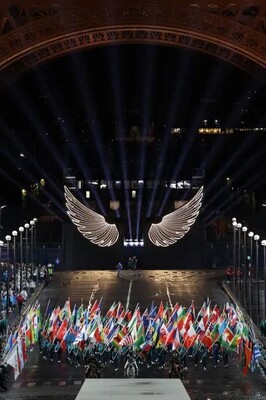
[{"xmin": 0, "ymin": 44, "xmax": 265, "ymax": 221}]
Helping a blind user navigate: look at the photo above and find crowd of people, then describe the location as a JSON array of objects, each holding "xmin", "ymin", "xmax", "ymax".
[
  {"xmin": 39, "ymin": 335, "xmax": 232, "ymax": 375},
  {"xmin": 0, "ymin": 263, "xmax": 54, "ymax": 369},
  {"xmin": 0, "ymin": 263, "xmax": 53, "ymax": 317}
]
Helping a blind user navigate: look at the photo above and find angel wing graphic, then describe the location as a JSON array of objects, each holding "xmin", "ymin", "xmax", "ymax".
[
  {"xmin": 65, "ymin": 186, "xmax": 203, "ymax": 248},
  {"xmin": 64, "ymin": 186, "xmax": 119, "ymax": 247},
  {"xmin": 148, "ymin": 186, "xmax": 204, "ymax": 247}
]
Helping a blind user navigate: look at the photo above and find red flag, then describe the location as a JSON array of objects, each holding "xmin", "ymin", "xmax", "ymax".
[
  {"xmin": 155, "ymin": 302, "xmax": 164, "ymax": 320},
  {"xmin": 200, "ymin": 330, "xmax": 213, "ymax": 349},
  {"xmin": 94, "ymin": 326, "xmax": 102, "ymax": 343},
  {"xmin": 164, "ymin": 328, "xmax": 176, "ymax": 347},
  {"xmin": 56, "ymin": 319, "xmax": 68, "ymax": 341}
]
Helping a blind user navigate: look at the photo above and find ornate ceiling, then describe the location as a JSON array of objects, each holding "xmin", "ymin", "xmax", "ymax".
[{"xmin": 0, "ymin": 0, "xmax": 265, "ymax": 80}]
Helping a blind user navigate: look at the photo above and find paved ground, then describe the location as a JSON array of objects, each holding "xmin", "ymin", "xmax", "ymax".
[{"xmin": 1, "ymin": 269, "xmax": 266, "ymax": 400}]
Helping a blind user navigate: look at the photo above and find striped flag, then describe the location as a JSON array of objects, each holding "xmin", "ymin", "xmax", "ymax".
[
  {"xmin": 251, "ymin": 343, "xmax": 262, "ymax": 372},
  {"xmin": 119, "ymin": 333, "xmax": 134, "ymax": 347}
]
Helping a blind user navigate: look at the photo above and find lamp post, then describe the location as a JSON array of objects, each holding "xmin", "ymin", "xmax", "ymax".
[
  {"xmin": 12, "ymin": 230, "xmax": 18, "ymax": 292},
  {"xmin": 30, "ymin": 220, "xmax": 35, "ymax": 277},
  {"xmin": 0, "ymin": 204, "xmax": 7, "ymax": 241},
  {"xmin": 232, "ymin": 219, "xmax": 238, "ymax": 287},
  {"xmin": 33, "ymin": 217, "xmax": 38, "ymax": 283},
  {"xmin": 24, "ymin": 223, "xmax": 30, "ymax": 279},
  {"xmin": 0, "ymin": 240, "xmax": 3, "ymax": 263},
  {"xmin": 248, "ymin": 231, "xmax": 254, "ymax": 312},
  {"xmin": 5, "ymin": 235, "xmax": 11, "ymax": 316},
  {"xmin": 237, "ymin": 223, "xmax": 242, "ymax": 296},
  {"xmin": 254, "ymin": 234, "xmax": 260, "ymax": 322},
  {"xmin": 242, "ymin": 226, "xmax": 248, "ymax": 305},
  {"xmin": 19, "ymin": 226, "xmax": 24, "ymax": 292},
  {"xmin": 261, "ymin": 240, "xmax": 266, "ymax": 320}
]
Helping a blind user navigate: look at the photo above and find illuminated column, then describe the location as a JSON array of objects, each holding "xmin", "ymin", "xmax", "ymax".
[
  {"xmin": 0, "ymin": 240, "xmax": 3, "ymax": 263},
  {"xmin": 30, "ymin": 220, "xmax": 35, "ymax": 277},
  {"xmin": 248, "ymin": 231, "xmax": 254, "ymax": 311},
  {"xmin": 24, "ymin": 223, "xmax": 30, "ymax": 279},
  {"xmin": 232, "ymin": 219, "xmax": 237, "ymax": 287},
  {"xmin": 261, "ymin": 240, "xmax": 266, "ymax": 320},
  {"xmin": 237, "ymin": 222, "xmax": 242, "ymax": 295},
  {"xmin": 254, "ymin": 234, "xmax": 260, "ymax": 320},
  {"xmin": 19, "ymin": 226, "xmax": 24, "ymax": 292},
  {"xmin": 242, "ymin": 226, "xmax": 248, "ymax": 305},
  {"xmin": 5, "ymin": 235, "xmax": 11, "ymax": 316},
  {"xmin": 33, "ymin": 217, "xmax": 38, "ymax": 266},
  {"xmin": 12, "ymin": 230, "xmax": 18, "ymax": 292}
]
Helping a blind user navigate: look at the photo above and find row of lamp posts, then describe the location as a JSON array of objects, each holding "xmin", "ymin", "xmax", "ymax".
[
  {"xmin": 0, "ymin": 218, "xmax": 38, "ymax": 316},
  {"xmin": 232, "ymin": 217, "xmax": 266, "ymax": 322}
]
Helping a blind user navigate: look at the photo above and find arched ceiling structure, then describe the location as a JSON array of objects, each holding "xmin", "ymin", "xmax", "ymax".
[{"xmin": 0, "ymin": 0, "xmax": 265, "ymax": 81}]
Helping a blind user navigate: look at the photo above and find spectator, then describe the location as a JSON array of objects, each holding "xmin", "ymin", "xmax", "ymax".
[
  {"xmin": 20, "ymin": 288, "xmax": 28, "ymax": 302},
  {"xmin": 29, "ymin": 279, "xmax": 36, "ymax": 295}
]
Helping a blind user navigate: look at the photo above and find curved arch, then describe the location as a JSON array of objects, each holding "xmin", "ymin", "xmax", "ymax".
[{"xmin": 0, "ymin": 1, "xmax": 265, "ymax": 80}]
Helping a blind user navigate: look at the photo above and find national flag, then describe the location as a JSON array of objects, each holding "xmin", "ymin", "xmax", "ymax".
[
  {"xmin": 71, "ymin": 304, "xmax": 77, "ymax": 325},
  {"xmin": 164, "ymin": 327, "xmax": 176, "ymax": 347},
  {"xmin": 55, "ymin": 319, "xmax": 68, "ymax": 342},
  {"xmin": 155, "ymin": 301, "xmax": 164, "ymax": 321},
  {"xmin": 218, "ymin": 319, "xmax": 227, "ymax": 335},
  {"xmin": 243, "ymin": 339, "xmax": 252, "ymax": 375},
  {"xmin": 106, "ymin": 301, "xmax": 116, "ymax": 318},
  {"xmin": 172, "ymin": 328, "xmax": 181, "ymax": 351},
  {"xmin": 228, "ymin": 334, "xmax": 242, "ymax": 350},
  {"xmin": 94, "ymin": 326, "xmax": 102, "ymax": 343},
  {"xmin": 251, "ymin": 343, "xmax": 262, "ymax": 371},
  {"xmin": 119, "ymin": 333, "xmax": 134, "ymax": 347},
  {"xmin": 148, "ymin": 302, "xmax": 157, "ymax": 319},
  {"xmin": 183, "ymin": 325, "xmax": 197, "ymax": 349},
  {"xmin": 200, "ymin": 329, "xmax": 213, "ymax": 349},
  {"xmin": 106, "ymin": 324, "xmax": 119, "ymax": 344},
  {"xmin": 142, "ymin": 308, "xmax": 150, "ymax": 329},
  {"xmin": 220, "ymin": 326, "xmax": 234, "ymax": 347},
  {"xmin": 209, "ymin": 305, "xmax": 220, "ymax": 324},
  {"xmin": 134, "ymin": 324, "xmax": 145, "ymax": 350}
]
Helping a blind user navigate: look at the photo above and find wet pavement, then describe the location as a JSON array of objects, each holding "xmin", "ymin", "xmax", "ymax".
[{"xmin": 2, "ymin": 269, "xmax": 266, "ymax": 400}]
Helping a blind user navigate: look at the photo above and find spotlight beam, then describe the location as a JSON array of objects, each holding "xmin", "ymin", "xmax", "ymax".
[
  {"xmin": 108, "ymin": 46, "xmax": 132, "ymax": 237},
  {"xmin": 69, "ymin": 55, "xmax": 119, "ymax": 215}
]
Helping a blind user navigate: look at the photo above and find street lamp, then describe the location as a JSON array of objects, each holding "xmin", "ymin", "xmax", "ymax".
[
  {"xmin": 248, "ymin": 231, "xmax": 254, "ymax": 311},
  {"xmin": 30, "ymin": 220, "xmax": 35, "ymax": 276},
  {"xmin": 5, "ymin": 235, "xmax": 11, "ymax": 316},
  {"xmin": 232, "ymin": 219, "xmax": 238, "ymax": 286},
  {"xmin": 18, "ymin": 226, "xmax": 24, "ymax": 292},
  {"xmin": 237, "ymin": 223, "xmax": 242, "ymax": 295},
  {"xmin": 33, "ymin": 217, "xmax": 38, "ymax": 260},
  {"xmin": 254, "ymin": 234, "xmax": 260, "ymax": 321},
  {"xmin": 33, "ymin": 217, "xmax": 38, "ymax": 282},
  {"xmin": 12, "ymin": 230, "xmax": 18, "ymax": 292},
  {"xmin": 242, "ymin": 226, "xmax": 248, "ymax": 305},
  {"xmin": 261, "ymin": 239, "xmax": 266, "ymax": 320},
  {"xmin": 24, "ymin": 223, "xmax": 30, "ymax": 279},
  {"xmin": 0, "ymin": 240, "xmax": 3, "ymax": 263}
]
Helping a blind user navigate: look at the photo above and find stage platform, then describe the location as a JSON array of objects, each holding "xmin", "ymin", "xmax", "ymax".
[{"xmin": 75, "ymin": 379, "xmax": 191, "ymax": 400}]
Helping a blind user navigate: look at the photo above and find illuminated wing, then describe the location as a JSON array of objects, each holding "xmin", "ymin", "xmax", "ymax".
[
  {"xmin": 64, "ymin": 186, "xmax": 119, "ymax": 247},
  {"xmin": 148, "ymin": 186, "xmax": 204, "ymax": 247}
]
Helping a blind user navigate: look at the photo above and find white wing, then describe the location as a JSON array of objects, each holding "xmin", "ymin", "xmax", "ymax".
[
  {"xmin": 64, "ymin": 186, "xmax": 119, "ymax": 247},
  {"xmin": 148, "ymin": 186, "xmax": 204, "ymax": 247}
]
